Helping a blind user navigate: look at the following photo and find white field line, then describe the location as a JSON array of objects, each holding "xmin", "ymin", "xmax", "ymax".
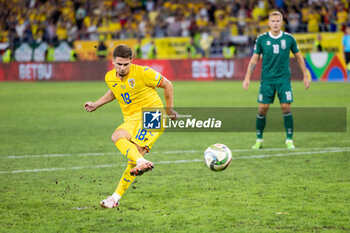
[
  {"xmin": 0, "ymin": 148, "xmax": 349, "ymax": 174},
  {"xmin": 71, "ymin": 207, "xmax": 91, "ymax": 210},
  {"xmin": 3, "ymin": 147, "xmax": 350, "ymax": 159}
]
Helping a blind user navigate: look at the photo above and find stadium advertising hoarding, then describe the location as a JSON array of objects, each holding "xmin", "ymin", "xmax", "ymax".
[
  {"xmin": 132, "ymin": 59, "xmax": 240, "ymax": 80},
  {"xmin": 305, "ymin": 52, "xmax": 348, "ymax": 82},
  {"xmin": 0, "ymin": 61, "xmax": 107, "ymax": 81},
  {"xmin": 0, "ymin": 58, "xmax": 249, "ymax": 81},
  {"xmin": 0, "ymin": 58, "xmax": 317, "ymax": 82}
]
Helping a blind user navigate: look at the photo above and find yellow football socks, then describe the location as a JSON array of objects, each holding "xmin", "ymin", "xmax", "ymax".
[
  {"xmin": 115, "ymin": 138, "xmax": 143, "ymax": 162},
  {"xmin": 115, "ymin": 161, "xmax": 137, "ymax": 197}
]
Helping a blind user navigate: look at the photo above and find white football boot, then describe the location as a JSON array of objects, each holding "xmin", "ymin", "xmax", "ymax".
[
  {"xmin": 130, "ymin": 158, "xmax": 154, "ymax": 176},
  {"xmin": 99, "ymin": 196, "xmax": 119, "ymax": 208}
]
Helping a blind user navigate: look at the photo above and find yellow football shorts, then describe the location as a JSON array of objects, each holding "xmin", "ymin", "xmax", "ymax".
[{"xmin": 116, "ymin": 120, "xmax": 164, "ymax": 152}]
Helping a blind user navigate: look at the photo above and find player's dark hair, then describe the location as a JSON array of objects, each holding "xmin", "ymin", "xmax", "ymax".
[{"xmin": 113, "ymin": 45, "xmax": 133, "ymax": 59}]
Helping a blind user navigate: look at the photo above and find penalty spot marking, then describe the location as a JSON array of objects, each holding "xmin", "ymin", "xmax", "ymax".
[{"xmin": 0, "ymin": 148, "xmax": 349, "ymax": 174}]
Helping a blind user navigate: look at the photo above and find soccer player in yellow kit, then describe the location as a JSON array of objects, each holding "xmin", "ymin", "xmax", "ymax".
[{"xmin": 84, "ymin": 45, "xmax": 178, "ymax": 208}]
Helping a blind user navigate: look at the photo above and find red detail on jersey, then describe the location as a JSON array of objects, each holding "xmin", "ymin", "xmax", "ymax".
[{"xmin": 157, "ymin": 76, "xmax": 163, "ymax": 87}]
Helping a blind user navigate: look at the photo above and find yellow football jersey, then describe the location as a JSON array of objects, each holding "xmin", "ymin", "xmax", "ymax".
[{"xmin": 105, "ymin": 64, "xmax": 164, "ymax": 121}]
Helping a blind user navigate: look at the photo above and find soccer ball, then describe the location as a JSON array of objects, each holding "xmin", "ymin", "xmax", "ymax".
[{"xmin": 204, "ymin": 143, "xmax": 232, "ymax": 171}]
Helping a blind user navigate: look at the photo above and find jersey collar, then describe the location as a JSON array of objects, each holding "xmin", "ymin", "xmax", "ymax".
[{"xmin": 268, "ymin": 31, "xmax": 283, "ymax": 39}]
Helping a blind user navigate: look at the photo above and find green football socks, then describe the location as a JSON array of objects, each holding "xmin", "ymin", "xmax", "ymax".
[
  {"xmin": 283, "ymin": 112, "xmax": 293, "ymax": 140},
  {"xmin": 254, "ymin": 113, "xmax": 295, "ymax": 149},
  {"xmin": 256, "ymin": 114, "xmax": 266, "ymax": 140}
]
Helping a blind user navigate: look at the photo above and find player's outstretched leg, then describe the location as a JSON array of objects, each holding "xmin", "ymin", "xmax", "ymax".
[
  {"xmin": 100, "ymin": 196, "xmax": 119, "ymax": 208},
  {"xmin": 115, "ymin": 161, "xmax": 137, "ymax": 194},
  {"xmin": 100, "ymin": 161, "xmax": 137, "ymax": 208},
  {"xmin": 130, "ymin": 158, "xmax": 154, "ymax": 176}
]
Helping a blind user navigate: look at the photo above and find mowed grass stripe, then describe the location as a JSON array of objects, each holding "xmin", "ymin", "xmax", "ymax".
[{"xmin": 1, "ymin": 148, "xmax": 349, "ymax": 174}]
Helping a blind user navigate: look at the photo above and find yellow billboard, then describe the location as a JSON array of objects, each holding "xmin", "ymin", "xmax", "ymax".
[
  {"xmin": 293, "ymin": 32, "xmax": 344, "ymax": 56},
  {"xmin": 74, "ymin": 37, "xmax": 190, "ymax": 60},
  {"xmin": 74, "ymin": 39, "xmax": 138, "ymax": 61},
  {"xmin": 153, "ymin": 37, "xmax": 190, "ymax": 59}
]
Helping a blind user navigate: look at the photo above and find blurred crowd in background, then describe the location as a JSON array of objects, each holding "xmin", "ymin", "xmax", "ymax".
[{"xmin": 0, "ymin": 0, "xmax": 349, "ymax": 59}]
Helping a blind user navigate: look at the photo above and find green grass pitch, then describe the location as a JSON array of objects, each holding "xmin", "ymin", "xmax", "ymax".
[{"xmin": 0, "ymin": 81, "xmax": 349, "ymax": 232}]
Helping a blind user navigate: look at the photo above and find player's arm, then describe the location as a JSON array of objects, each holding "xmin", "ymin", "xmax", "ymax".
[
  {"xmin": 158, "ymin": 77, "xmax": 178, "ymax": 120},
  {"xmin": 294, "ymin": 52, "xmax": 310, "ymax": 90},
  {"xmin": 84, "ymin": 89, "xmax": 115, "ymax": 112},
  {"xmin": 243, "ymin": 53, "xmax": 260, "ymax": 90}
]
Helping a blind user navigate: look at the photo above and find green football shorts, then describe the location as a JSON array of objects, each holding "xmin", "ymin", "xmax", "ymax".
[{"xmin": 257, "ymin": 82, "xmax": 293, "ymax": 104}]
